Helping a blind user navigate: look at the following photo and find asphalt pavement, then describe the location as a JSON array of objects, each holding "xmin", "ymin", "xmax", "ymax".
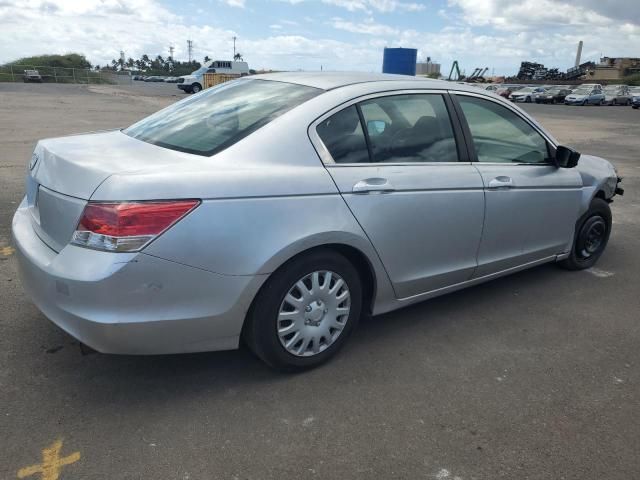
[{"xmin": 1, "ymin": 83, "xmax": 639, "ymax": 480}]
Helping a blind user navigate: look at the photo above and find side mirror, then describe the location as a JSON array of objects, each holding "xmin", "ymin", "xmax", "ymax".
[{"xmin": 555, "ymin": 146, "xmax": 580, "ymax": 168}]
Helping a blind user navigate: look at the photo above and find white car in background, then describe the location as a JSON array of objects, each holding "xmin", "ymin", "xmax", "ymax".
[
  {"xmin": 509, "ymin": 86, "xmax": 546, "ymax": 103},
  {"xmin": 177, "ymin": 60, "xmax": 249, "ymax": 94}
]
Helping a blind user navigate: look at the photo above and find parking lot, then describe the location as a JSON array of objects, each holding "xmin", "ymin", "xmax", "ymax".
[{"xmin": 1, "ymin": 82, "xmax": 639, "ymax": 479}]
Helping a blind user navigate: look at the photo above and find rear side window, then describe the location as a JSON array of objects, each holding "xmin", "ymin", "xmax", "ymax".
[
  {"xmin": 359, "ymin": 94, "xmax": 458, "ymax": 163},
  {"xmin": 125, "ymin": 79, "xmax": 321, "ymax": 156},
  {"xmin": 316, "ymin": 106, "xmax": 370, "ymax": 164},
  {"xmin": 316, "ymin": 93, "xmax": 459, "ymax": 164}
]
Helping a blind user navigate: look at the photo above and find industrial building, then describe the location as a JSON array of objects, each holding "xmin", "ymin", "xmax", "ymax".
[
  {"xmin": 591, "ymin": 57, "xmax": 640, "ymax": 80},
  {"xmin": 416, "ymin": 59, "xmax": 441, "ymax": 76}
]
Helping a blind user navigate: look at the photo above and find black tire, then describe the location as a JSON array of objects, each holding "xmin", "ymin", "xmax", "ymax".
[
  {"xmin": 191, "ymin": 83, "xmax": 202, "ymax": 93},
  {"xmin": 559, "ymin": 198, "xmax": 612, "ymax": 270},
  {"xmin": 526, "ymin": 96, "xmax": 532, "ymax": 103},
  {"xmin": 243, "ymin": 249, "xmax": 363, "ymax": 371},
  {"xmin": 633, "ymin": 105, "xmax": 638, "ymax": 109}
]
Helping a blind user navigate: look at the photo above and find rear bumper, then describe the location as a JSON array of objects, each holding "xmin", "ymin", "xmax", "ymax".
[{"xmin": 12, "ymin": 198, "xmax": 266, "ymax": 354}]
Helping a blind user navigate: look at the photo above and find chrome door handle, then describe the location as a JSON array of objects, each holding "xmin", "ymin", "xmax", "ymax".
[
  {"xmin": 487, "ymin": 176, "xmax": 514, "ymax": 190},
  {"xmin": 352, "ymin": 178, "xmax": 395, "ymax": 194}
]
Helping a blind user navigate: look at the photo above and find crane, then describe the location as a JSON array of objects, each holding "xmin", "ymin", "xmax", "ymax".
[{"xmin": 448, "ymin": 61, "xmax": 462, "ymax": 81}]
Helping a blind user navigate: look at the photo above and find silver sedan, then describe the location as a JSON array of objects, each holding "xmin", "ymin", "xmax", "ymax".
[{"xmin": 12, "ymin": 73, "xmax": 623, "ymax": 370}]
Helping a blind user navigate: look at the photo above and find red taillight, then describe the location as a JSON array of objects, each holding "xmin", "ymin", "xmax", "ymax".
[{"xmin": 72, "ymin": 200, "xmax": 199, "ymax": 252}]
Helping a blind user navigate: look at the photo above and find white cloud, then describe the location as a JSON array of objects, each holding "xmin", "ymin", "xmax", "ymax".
[
  {"xmin": 1, "ymin": 0, "xmax": 639, "ymax": 76},
  {"xmin": 222, "ymin": 0, "xmax": 246, "ymax": 7},
  {"xmin": 448, "ymin": 0, "xmax": 622, "ymax": 30},
  {"xmin": 269, "ymin": 24, "xmax": 283, "ymax": 29},
  {"xmin": 322, "ymin": 0, "xmax": 367, "ymax": 12},
  {"xmin": 321, "ymin": 0, "xmax": 425, "ymax": 13},
  {"xmin": 331, "ymin": 17, "xmax": 399, "ymax": 35},
  {"xmin": 367, "ymin": 0, "xmax": 425, "ymax": 12}
]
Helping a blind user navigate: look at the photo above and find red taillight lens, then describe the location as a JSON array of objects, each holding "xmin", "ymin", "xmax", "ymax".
[{"xmin": 72, "ymin": 200, "xmax": 199, "ymax": 252}]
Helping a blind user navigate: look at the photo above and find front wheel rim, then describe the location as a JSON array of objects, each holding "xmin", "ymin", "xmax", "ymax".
[
  {"xmin": 277, "ymin": 270, "xmax": 351, "ymax": 357},
  {"xmin": 577, "ymin": 216, "xmax": 607, "ymax": 260}
]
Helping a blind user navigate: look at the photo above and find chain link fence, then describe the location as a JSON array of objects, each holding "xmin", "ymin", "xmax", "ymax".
[{"xmin": 0, "ymin": 64, "xmax": 133, "ymax": 85}]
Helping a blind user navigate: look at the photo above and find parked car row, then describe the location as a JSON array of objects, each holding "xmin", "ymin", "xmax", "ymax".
[
  {"xmin": 132, "ymin": 75, "xmax": 180, "ymax": 83},
  {"xmin": 478, "ymin": 83, "xmax": 639, "ymax": 107},
  {"xmin": 628, "ymin": 86, "xmax": 640, "ymax": 109}
]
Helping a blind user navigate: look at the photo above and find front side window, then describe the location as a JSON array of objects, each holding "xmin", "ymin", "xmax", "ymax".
[
  {"xmin": 125, "ymin": 79, "xmax": 320, "ymax": 156},
  {"xmin": 456, "ymin": 95, "xmax": 549, "ymax": 164},
  {"xmin": 316, "ymin": 93, "xmax": 458, "ymax": 164}
]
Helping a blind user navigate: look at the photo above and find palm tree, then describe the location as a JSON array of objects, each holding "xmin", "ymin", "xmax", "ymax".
[
  {"xmin": 234, "ymin": 53, "xmax": 243, "ymax": 62},
  {"xmin": 204, "ymin": 55, "xmax": 211, "ymax": 63}
]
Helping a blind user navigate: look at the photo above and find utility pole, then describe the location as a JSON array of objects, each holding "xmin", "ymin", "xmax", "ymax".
[
  {"xmin": 232, "ymin": 36, "xmax": 237, "ymax": 59},
  {"xmin": 169, "ymin": 45, "xmax": 174, "ymax": 59},
  {"xmin": 187, "ymin": 39, "xmax": 193, "ymax": 63}
]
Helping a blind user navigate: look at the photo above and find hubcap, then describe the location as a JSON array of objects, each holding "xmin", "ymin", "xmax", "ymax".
[
  {"xmin": 277, "ymin": 270, "xmax": 351, "ymax": 357},
  {"xmin": 577, "ymin": 216, "xmax": 607, "ymax": 259}
]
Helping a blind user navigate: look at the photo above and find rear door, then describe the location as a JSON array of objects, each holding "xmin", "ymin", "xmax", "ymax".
[
  {"xmin": 451, "ymin": 92, "xmax": 583, "ymax": 276},
  {"xmin": 310, "ymin": 91, "xmax": 485, "ymax": 299}
]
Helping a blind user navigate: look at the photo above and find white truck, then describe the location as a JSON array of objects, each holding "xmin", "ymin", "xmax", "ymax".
[{"xmin": 177, "ymin": 60, "xmax": 249, "ymax": 93}]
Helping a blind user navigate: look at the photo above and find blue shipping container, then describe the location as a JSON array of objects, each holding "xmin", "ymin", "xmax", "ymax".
[{"xmin": 382, "ymin": 48, "xmax": 417, "ymax": 76}]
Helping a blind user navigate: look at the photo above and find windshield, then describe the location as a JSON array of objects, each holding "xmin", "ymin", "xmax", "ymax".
[
  {"xmin": 631, "ymin": 87, "xmax": 640, "ymax": 94},
  {"xmin": 573, "ymin": 87, "xmax": 592, "ymax": 94},
  {"xmin": 190, "ymin": 66, "xmax": 208, "ymax": 76},
  {"xmin": 125, "ymin": 79, "xmax": 321, "ymax": 156},
  {"xmin": 516, "ymin": 87, "xmax": 535, "ymax": 93},
  {"xmin": 604, "ymin": 86, "xmax": 621, "ymax": 92}
]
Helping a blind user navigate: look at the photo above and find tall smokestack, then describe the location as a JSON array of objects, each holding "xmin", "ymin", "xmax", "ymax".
[{"xmin": 575, "ymin": 41, "xmax": 583, "ymax": 67}]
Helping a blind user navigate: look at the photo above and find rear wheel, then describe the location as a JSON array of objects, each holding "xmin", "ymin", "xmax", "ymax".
[
  {"xmin": 559, "ymin": 198, "xmax": 612, "ymax": 270},
  {"xmin": 244, "ymin": 249, "xmax": 362, "ymax": 371},
  {"xmin": 191, "ymin": 83, "xmax": 202, "ymax": 93}
]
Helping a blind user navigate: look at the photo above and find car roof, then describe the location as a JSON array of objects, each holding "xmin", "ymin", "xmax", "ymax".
[{"xmin": 250, "ymin": 71, "xmax": 457, "ymax": 91}]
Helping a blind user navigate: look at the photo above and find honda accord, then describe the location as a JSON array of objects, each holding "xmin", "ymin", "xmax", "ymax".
[{"xmin": 13, "ymin": 73, "xmax": 623, "ymax": 370}]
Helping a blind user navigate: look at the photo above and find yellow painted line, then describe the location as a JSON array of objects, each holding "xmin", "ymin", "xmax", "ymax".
[
  {"xmin": 17, "ymin": 439, "xmax": 80, "ymax": 480},
  {"xmin": 1, "ymin": 246, "xmax": 15, "ymax": 256}
]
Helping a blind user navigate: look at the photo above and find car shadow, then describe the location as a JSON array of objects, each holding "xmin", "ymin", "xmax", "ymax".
[{"xmin": 34, "ymin": 262, "xmax": 575, "ymax": 407}]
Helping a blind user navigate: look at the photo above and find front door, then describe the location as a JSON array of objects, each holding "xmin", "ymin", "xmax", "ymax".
[
  {"xmin": 453, "ymin": 93, "xmax": 583, "ymax": 277},
  {"xmin": 313, "ymin": 92, "xmax": 485, "ymax": 298}
]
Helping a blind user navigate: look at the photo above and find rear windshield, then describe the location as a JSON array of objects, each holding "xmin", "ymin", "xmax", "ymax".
[{"xmin": 124, "ymin": 79, "xmax": 321, "ymax": 156}]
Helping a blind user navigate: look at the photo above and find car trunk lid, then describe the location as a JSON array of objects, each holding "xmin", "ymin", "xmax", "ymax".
[{"xmin": 27, "ymin": 130, "xmax": 201, "ymax": 252}]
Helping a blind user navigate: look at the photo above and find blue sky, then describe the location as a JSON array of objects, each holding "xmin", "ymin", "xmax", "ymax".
[{"xmin": 1, "ymin": 0, "xmax": 639, "ymax": 76}]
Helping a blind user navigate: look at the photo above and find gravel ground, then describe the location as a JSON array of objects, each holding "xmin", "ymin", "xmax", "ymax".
[{"xmin": 1, "ymin": 83, "xmax": 639, "ymax": 480}]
